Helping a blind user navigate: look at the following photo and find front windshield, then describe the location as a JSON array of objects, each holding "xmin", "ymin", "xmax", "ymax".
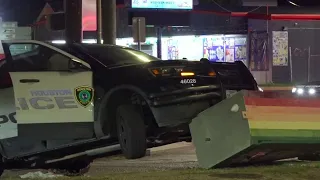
[{"xmin": 76, "ymin": 44, "xmax": 159, "ymax": 66}]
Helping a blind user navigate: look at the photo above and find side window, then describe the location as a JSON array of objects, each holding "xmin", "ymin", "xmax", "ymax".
[
  {"xmin": 0, "ymin": 58, "xmax": 12, "ymax": 89},
  {"xmin": 0, "ymin": 47, "xmax": 11, "ymax": 89},
  {"xmin": 8, "ymin": 43, "xmax": 71, "ymax": 72}
]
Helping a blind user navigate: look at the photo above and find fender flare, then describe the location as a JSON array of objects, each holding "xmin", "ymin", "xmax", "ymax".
[{"xmin": 94, "ymin": 85, "xmax": 150, "ymax": 138}]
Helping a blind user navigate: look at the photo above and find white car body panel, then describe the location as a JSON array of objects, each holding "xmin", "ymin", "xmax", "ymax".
[
  {"xmin": 0, "ymin": 88, "xmax": 17, "ymax": 139},
  {"xmin": 10, "ymin": 71, "xmax": 94, "ymax": 124},
  {"xmin": 0, "ymin": 40, "xmax": 95, "ymax": 140}
]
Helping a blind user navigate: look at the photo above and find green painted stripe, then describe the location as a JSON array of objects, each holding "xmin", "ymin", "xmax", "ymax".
[
  {"xmin": 250, "ymin": 129, "xmax": 320, "ymax": 144},
  {"xmin": 251, "ymin": 136, "xmax": 320, "ymax": 144},
  {"xmin": 251, "ymin": 129, "xmax": 320, "ymax": 137}
]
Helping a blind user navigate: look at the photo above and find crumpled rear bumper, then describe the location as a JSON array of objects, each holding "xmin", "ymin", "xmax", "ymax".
[{"xmin": 148, "ymin": 85, "xmax": 221, "ymax": 127}]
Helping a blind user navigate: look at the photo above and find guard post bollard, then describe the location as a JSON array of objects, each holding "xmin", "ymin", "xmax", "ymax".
[{"xmin": 190, "ymin": 90, "xmax": 320, "ymax": 168}]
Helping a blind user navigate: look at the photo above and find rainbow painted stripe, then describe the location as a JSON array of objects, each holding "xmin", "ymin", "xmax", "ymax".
[{"xmin": 243, "ymin": 91, "xmax": 320, "ymax": 141}]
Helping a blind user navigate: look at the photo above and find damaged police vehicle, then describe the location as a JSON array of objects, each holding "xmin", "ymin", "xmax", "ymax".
[{"xmin": 0, "ymin": 40, "xmax": 231, "ymax": 175}]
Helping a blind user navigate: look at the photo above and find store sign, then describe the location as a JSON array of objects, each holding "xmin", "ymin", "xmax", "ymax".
[
  {"xmin": 132, "ymin": 17, "xmax": 146, "ymax": 43},
  {"xmin": 131, "ymin": 0, "xmax": 193, "ymax": 10}
]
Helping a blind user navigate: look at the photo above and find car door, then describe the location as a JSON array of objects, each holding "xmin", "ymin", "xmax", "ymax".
[
  {"xmin": 2, "ymin": 41, "xmax": 95, "ymax": 140},
  {"xmin": 0, "ymin": 57, "xmax": 18, "ymax": 140}
]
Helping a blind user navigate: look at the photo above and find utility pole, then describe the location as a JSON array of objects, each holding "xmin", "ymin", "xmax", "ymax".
[
  {"xmin": 156, "ymin": 27, "xmax": 162, "ymax": 59},
  {"xmin": 64, "ymin": 0, "xmax": 82, "ymax": 43},
  {"xmin": 101, "ymin": 0, "xmax": 116, "ymax": 45},
  {"xmin": 96, "ymin": 0, "xmax": 102, "ymax": 44}
]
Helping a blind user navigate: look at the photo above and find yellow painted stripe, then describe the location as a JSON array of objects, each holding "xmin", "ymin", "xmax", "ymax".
[
  {"xmin": 249, "ymin": 121, "xmax": 320, "ymax": 130},
  {"xmin": 245, "ymin": 105, "xmax": 320, "ymax": 122}
]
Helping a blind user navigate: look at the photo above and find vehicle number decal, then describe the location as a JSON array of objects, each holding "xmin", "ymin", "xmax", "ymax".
[
  {"xmin": 0, "ymin": 112, "xmax": 17, "ymax": 124},
  {"xmin": 180, "ymin": 79, "xmax": 196, "ymax": 84}
]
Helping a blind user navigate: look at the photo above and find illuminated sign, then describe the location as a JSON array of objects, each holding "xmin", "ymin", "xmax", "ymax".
[
  {"xmin": 81, "ymin": 0, "xmax": 193, "ymax": 31},
  {"xmin": 131, "ymin": 0, "xmax": 193, "ymax": 9},
  {"xmin": 82, "ymin": 0, "xmax": 97, "ymax": 31}
]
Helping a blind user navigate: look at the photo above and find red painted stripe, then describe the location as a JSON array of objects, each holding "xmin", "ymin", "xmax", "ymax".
[
  {"xmin": 245, "ymin": 97, "xmax": 320, "ymax": 107},
  {"xmin": 271, "ymin": 14, "xmax": 320, "ymax": 20},
  {"xmin": 246, "ymin": 91, "xmax": 294, "ymax": 98}
]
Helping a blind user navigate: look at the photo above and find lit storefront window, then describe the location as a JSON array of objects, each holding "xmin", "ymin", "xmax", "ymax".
[{"xmin": 51, "ymin": 34, "xmax": 247, "ymax": 63}]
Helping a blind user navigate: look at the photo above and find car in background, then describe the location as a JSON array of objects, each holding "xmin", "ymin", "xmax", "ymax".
[{"xmin": 292, "ymin": 82, "xmax": 320, "ymax": 96}]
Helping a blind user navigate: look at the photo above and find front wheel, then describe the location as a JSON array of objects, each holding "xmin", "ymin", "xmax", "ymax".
[{"xmin": 116, "ymin": 104, "xmax": 147, "ymax": 159}]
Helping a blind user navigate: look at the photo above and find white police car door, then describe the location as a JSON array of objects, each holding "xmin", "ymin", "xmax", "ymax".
[
  {"xmin": 1, "ymin": 41, "xmax": 95, "ymax": 139},
  {"xmin": 0, "ymin": 42, "xmax": 18, "ymax": 140},
  {"xmin": 0, "ymin": 86, "xmax": 17, "ymax": 140}
]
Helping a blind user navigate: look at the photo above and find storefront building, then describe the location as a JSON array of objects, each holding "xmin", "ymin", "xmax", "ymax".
[
  {"xmin": 37, "ymin": 1, "xmax": 248, "ymax": 63},
  {"xmin": 33, "ymin": 2, "xmax": 320, "ymax": 84}
]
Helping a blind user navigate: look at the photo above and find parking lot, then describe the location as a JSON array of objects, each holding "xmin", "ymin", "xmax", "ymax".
[
  {"xmin": 3, "ymin": 142, "xmax": 198, "ymax": 178},
  {"xmin": 89, "ymin": 142, "xmax": 198, "ymax": 175},
  {"xmin": 3, "ymin": 142, "xmax": 320, "ymax": 180}
]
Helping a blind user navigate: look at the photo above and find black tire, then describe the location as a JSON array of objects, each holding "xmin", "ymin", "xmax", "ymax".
[
  {"xmin": 51, "ymin": 157, "xmax": 92, "ymax": 176},
  {"xmin": 116, "ymin": 104, "xmax": 147, "ymax": 159}
]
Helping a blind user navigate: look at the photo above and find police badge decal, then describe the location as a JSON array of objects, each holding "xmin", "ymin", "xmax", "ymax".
[{"xmin": 74, "ymin": 86, "xmax": 94, "ymax": 107}]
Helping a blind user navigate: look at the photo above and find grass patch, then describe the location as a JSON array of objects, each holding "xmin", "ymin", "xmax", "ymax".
[{"xmin": 4, "ymin": 161, "xmax": 320, "ymax": 180}]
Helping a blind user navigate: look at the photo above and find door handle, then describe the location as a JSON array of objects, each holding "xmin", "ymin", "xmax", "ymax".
[{"xmin": 19, "ymin": 79, "xmax": 40, "ymax": 83}]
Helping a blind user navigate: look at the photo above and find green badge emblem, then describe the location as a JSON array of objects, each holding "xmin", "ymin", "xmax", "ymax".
[{"xmin": 74, "ymin": 86, "xmax": 94, "ymax": 107}]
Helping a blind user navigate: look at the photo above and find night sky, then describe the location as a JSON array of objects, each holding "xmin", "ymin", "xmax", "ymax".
[
  {"xmin": 0, "ymin": 0, "xmax": 63, "ymax": 26},
  {"xmin": 0, "ymin": 0, "xmax": 319, "ymax": 26}
]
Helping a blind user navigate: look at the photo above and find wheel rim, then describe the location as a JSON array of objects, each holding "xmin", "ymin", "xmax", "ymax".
[{"xmin": 118, "ymin": 115, "xmax": 128, "ymax": 151}]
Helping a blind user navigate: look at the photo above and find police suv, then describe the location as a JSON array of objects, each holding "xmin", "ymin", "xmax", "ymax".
[{"xmin": 0, "ymin": 40, "xmax": 226, "ymax": 175}]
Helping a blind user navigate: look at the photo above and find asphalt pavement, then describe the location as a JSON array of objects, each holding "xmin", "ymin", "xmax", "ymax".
[{"xmin": 3, "ymin": 142, "xmax": 198, "ymax": 178}]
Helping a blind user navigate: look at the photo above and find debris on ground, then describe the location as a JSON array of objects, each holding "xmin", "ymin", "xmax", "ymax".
[{"xmin": 19, "ymin": 171, "xmax": 63, "ymax": 179}]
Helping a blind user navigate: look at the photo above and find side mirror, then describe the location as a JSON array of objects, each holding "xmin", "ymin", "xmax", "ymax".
[
  {"xmin": 68, "ymin": 60, "xmax": 88, "ymax": 71},
  {"xmin": 69, "ymin": 60, "xmax": 80, "ymax": 69},
  {"xmin": 200, "ymin": 58, "xmax": 210, "ymax": 64}
]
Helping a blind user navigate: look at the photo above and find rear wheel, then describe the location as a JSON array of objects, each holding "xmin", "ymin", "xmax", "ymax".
[{"xmin": 116, "ymin": 104, "xmax": 147, "ymax": 159}]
